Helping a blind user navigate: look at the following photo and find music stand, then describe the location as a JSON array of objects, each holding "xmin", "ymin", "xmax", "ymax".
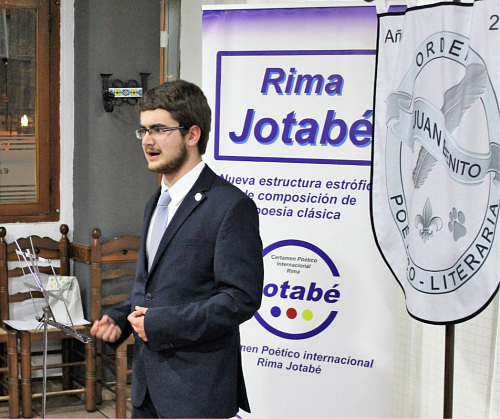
[{"xmin": 15, "ymin": 239, "xmax": 92, "ymax": 419}]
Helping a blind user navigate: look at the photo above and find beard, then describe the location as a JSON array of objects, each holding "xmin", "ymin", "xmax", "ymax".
[{"xmin": 149, "ymin": 139, "xmax": 189, "ymax": 175}]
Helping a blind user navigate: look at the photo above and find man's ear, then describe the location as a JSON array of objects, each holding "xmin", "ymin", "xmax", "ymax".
[{"xmin": 186, "ymin": 125, "xmax": 201, "ymax": 148}]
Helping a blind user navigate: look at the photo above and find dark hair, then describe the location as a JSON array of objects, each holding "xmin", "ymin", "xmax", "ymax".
[{"xmin": 136, "ymin": 80, "xmax": 211, "ymax": 155}]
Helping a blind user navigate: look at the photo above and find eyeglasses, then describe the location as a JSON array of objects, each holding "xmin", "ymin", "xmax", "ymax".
[{"xmin": 135, "ymin": 126, "xmax": 185, "ymax": 140}]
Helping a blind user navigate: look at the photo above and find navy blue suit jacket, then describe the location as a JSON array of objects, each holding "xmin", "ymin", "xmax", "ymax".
[{"xmin": 107, "ymin": 165, "xmax": 264, "ymax": 418}]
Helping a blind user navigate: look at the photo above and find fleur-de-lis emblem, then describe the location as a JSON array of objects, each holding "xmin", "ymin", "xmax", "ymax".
[{"xmin": 415, "ymin": 198, "xmax": 443, "ymax": 242}]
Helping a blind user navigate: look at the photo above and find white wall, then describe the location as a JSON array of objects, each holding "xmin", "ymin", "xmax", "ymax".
[
  {"xmin": 2, "ymin": 1, "xmax": 74, "ymax": 242},
  {"xmin": 180, "ymin": 0, "xmax": 246, "ymax": 84}
]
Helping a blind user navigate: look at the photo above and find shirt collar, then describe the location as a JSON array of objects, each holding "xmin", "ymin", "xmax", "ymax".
[{"xmin": 161, "ymin": 161, "xmax": 205, "ymax": 206}]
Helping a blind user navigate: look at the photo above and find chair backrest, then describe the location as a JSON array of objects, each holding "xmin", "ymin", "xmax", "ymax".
[
  {"xmin": 89, "ymin": 228, "xmax": 140, "ymax": 323},
  {"xmin": 0, "ymin": 225, "xmax": 71, "ymax": 328}
]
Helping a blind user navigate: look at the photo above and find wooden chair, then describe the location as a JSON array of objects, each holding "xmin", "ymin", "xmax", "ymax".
[
  {"xmin": 89, "ymin": 228, "xmax": 140, "ymax": 419},
  {"xmin": 0, "ymin": 328, "xmax": 20, "ymax": 417},
  {"xmin": 0, "ymin": 228, "xmax": 21, "ymax": 418},
  {"xmin": 0, "ymin": 224, "xmax": 96, "ymax": 417}
]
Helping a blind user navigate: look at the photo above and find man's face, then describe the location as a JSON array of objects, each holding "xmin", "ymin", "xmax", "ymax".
[{"xmin": 140, "ymin": 109, "xmax": 188, "ymax": 176}]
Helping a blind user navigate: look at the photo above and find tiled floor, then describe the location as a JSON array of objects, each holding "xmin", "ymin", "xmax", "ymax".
[
  {"xmin": 0, "ymin": 395, "xmax": 131, "ymax": 418},
  {"xmin": 0, "ymin": 376, "xmax": 132, "ymax": 419}
]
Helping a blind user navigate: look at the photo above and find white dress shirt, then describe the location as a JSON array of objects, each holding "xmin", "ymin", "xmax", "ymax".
[{"xmin": 146, "ymin": 161, "xmax": 206, "ymax": 253}]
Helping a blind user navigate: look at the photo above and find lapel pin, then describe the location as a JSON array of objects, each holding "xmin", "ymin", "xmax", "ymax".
[{"xmin": 195, "ymin": 193, "xmax": 203, "ymax": 202}]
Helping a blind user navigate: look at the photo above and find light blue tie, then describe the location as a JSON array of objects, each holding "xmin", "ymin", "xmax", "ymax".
[{"xmin": 148, "ymin": 190, "xmax": 171, "ymax": 271}]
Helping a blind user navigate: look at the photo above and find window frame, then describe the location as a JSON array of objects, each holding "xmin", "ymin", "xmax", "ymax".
[{"xmin": 0, "ymin": 0, "xmax": 60, "ymax": 223}]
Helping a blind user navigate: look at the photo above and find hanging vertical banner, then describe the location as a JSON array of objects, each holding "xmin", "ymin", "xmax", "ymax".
[
  {"xmin": 372, "ymin": 0, "xmax": 499, "ymax": 325},
  {"xmin": 203, "ymin": 3, "xmax": 397, "ymax": 417}
]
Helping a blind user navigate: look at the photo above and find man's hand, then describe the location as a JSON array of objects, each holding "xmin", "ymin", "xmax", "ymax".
[
  {"xmin": 128, "ymin": 306, "xmax": 149, "ymax": 341},
  {"xmin": 90, "ymin": 315, "xmax": 122, "ymax": 342}
]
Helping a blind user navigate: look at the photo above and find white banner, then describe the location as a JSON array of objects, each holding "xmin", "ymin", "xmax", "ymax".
[
  {"xmin": 203, "ymin": 4, "xmax": 397, "ymax": 417},
  {"xmin": 372, "ymin": 0, "xmax": 500, "ymax": 324}
]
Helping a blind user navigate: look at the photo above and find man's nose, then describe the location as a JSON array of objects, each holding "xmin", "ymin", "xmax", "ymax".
[{"xmin": 142, "ymin": 130, "xmax": 154, "ymax": 144}]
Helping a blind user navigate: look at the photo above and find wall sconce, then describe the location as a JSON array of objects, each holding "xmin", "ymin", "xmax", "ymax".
[{"xmin": 101, "ymin": 73, "xmax": 150, "ymax": 112}]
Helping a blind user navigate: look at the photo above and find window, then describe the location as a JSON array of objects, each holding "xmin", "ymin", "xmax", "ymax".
[
  {"xmin": 161, "ymin": 0, "xmax": 180, "ymax": 83},
  {"xmin": 0, "ymin": 0, "xmax": 60, "ymax": 223}
]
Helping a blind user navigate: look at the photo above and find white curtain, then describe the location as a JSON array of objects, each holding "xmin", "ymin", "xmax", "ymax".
[
  {"xmin": 392, "ymin": 292, "xmax": 499, "ymax": 418},
  {"xmin": 371, "ymin": 0, "xmax": 499, "ymax": 415}
]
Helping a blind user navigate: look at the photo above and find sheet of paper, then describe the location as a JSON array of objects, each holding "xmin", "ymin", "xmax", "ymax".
[{"xmin": 4, "ymin": 318, "xmax": 90, "ymax": 331}]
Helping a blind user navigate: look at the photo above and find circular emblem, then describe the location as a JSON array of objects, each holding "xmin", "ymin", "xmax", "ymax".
[{"xmin": 255, "ymin": 239, "xmax": 341, "ymax": 340}]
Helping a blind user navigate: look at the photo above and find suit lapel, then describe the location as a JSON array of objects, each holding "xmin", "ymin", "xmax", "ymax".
[
  {"xmin": 137, "ymin": 188, "xmax": 161, "ymax": 275},
  {"xmin": 149, "ymin": 166, "xmax": 216, "ymax": 275}
]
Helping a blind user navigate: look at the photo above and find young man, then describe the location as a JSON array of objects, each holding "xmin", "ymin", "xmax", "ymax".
[{"xmin": 91, "ymin": 80, "xmax": 264, "ymax": 418}]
